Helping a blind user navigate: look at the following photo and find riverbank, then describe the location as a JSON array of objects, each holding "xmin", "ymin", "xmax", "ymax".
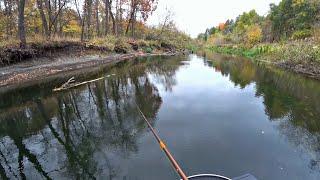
[
  {"xmin": 0, "ymin": 35, "xmax": 192, "ymax": 92},
  {"xmin": 206, "ymin": 40, "xmax": 320, "ymax": 80},
  {"xmin": 0, "ymin": 36, "xmax": 189, "ymax": 66},
  {"xmin": 0, "ymin": 50, "xmax": 184, "ymax": 93}
]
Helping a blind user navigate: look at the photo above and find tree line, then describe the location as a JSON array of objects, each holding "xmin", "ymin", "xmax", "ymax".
[
  {"xmin": 0, "ymin": 0, "xmax": 158, "ymax": 48},
  {"xmin": 199, "ymin": 0, "xmax": 320, "ymax": 47}
]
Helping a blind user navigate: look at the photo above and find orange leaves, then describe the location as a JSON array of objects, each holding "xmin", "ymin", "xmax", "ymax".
[
  {"xmin": 138, "ymin": 0, "xmax": 159, "ymax": 22},
  {"xmin": 218, "ymin": 23, "xmax": 225, "ymax": 31}
]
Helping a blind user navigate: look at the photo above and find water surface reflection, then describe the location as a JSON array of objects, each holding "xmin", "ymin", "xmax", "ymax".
[{"xmin": 0, "ymin": 54, "xmax": 320, "ymax": 179}]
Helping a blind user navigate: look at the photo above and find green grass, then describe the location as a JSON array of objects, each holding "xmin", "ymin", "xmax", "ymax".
[
  {"xmin": 207, "ymin": 41, "xmax": 320, "ymax": 64},
  {"xmin": 208, "ymin": 46, "xmax": 261, "ymax": 58}
]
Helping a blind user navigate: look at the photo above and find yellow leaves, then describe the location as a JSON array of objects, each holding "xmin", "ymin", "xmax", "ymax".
[
  {"xmin": 63, "ymin": 21, "xmax": 81, "ymax": 34},
  {"xmin": 293, "ymin": 0, "xmax": 305, "ymax": 6},
  {"xmin": 246, "ymin": 25, "xmax": 262, "ymax": 46}
]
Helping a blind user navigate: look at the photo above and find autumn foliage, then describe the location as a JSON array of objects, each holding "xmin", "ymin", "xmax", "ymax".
[
  {"xmin": 0, "ymin": 0, "xmax": 160, "ymax": 46},
  {"xmin": 218, "ymin": 23, "xmax": 225, "ymax": 31},
  {"xmin": 200, "ymin": 0, "xmax": 320, "ymax": 47}
]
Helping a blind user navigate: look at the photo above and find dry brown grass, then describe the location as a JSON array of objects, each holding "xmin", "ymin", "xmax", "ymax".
[
  {"xmin": 0, "ymin": 38, "xmax": 20, "ymax": 48},
  {"xmin": 313, "ymin": 27, "xmax": 320, "ymax": 43},
  {"xmin": 0, "ymin": 35, "xmax": 80, "ymax": 48}
]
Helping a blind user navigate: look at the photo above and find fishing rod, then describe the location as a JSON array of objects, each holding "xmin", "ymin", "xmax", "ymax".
[{"xmin": 136, "ymin": 105, "xmax": 188, "ymax": 180}]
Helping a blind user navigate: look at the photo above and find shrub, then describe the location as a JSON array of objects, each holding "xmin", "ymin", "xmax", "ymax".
[
  {"xmin": 114, "ymin": 37, "xmax": 131, "ymax": 53},
  {"xmin": 88, "ymin": 36, "xmax": 118, "ymax": 50},
  {"xmin": 144, "ymin": 47, "xmax": 153, "ymax": 53},
  {"xmin": 267, "ymin": 41, "xmax": 320, "ymax": 63},
  {"xmin": 291, "ymin": 29, "xmax": 312, "ymax": 40},
  {"xmin": 136, "ymin": 39, "xmax": 148, "ymax": 47},
  {"xmin": 245, "ymin": 25, "xmax": 262, "ymax": 47}
]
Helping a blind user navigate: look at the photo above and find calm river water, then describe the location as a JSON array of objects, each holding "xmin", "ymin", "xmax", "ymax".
[{"xmin": 0, "ymin": 54, "xmax": 320, "ymax": 180}]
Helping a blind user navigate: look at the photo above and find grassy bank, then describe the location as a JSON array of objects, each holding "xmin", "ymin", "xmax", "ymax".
[
  {"xmin": 206, "ymin": 40, "xmax": 320, "ymax": 79},
  {"xmin": 207, "ymin": 40, "xmax": 320, "ymax": 63},
  {"xmin": 197, "ymin": 0, "xmax": 320, "ymax": 79},
  {"xmin": 207, "ymin": 45, "xmax": 259, "ymax": 58}
]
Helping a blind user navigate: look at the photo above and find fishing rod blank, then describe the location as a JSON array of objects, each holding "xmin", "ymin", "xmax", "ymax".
[{"xmin": 136, "ymin": 105, "xmax": 188, "ymax": 180}]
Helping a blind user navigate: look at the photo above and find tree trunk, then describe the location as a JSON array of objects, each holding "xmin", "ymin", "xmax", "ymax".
[
  {"xmin": 17, "ymin": 0, "xmax": 26, "ymax": 48},
  {"xmin": 53, "ymin": 0, "xmax": 58, "ymax": 35},
  {"xmin": 125, "ymin": 0, "xmax": 136, "ymax": 36},
  {"xmin": 81, "ymin": 19, "xmax": 85, "ymax": 41},
  {"xmin": 4, "ymin": 0, "xmax": 14, "ymax": 38},
  {"xmin": 3, "ymin": 0, "xmax": 9, "ymax": 38},
  {"xmin": 131, "ymin": 11, "xmax": 136, "ymax": 37},
  {"xmin": 118, "ymin": 0, "xmax": 123, "ymax": 34},
  {"xmin": 86, "ymin": 0, "xmax": 93, "ymax": 39},
  {"xmin": 115, "ymin": 0, "xmax": 121, "ymax": 35},
  {"xmin": 95, "ymin": 0, "xmax": 100, "ymax": 36},
  {"xmin": 104, "ymin": 0, "xmax": 109, "ymax": 35},
  {"xmin": 8, "ymin": 1, "xmax": 13, "ymax": 35},
  {"xmin": 46, "ymin": 0, "xmax": 66, "ymax": 38},
  {"xmin": 108, "ymin": 1, "xmax": 116, "ymax": 35},
  {"xmin": 45, "ymin": 0, "xmax": 53, "ymax": 37},
  {"xmin": 81, "ymin": 0, "xmax": 87, "ymax": 41},
  {"xmin": 74, "ymin": 0, "xmax": 84, "ymax": 41},
  {"xmin": 58, "ymin": 0, "xmax": 63, "ymax": 35},
  {"xmin": 36, "ymin": 0, "xmax": 49, "ymax": 37}
]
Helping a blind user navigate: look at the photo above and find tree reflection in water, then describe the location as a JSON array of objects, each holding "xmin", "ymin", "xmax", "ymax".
[
  {"xmin": 204, "ymin": 51, "xmax": 320, "ymax": 172},
  {"xmin": 0, "ymin": 56, "xmax": 183, "ymax": 179},
  {"xmin": 2, "ymin": 53, "xmax": 320, "ymax": 179}
]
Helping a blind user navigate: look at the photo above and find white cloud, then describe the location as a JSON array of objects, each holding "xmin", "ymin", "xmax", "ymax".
[{"xmin": 147, "ymin": 0, "xmax": 281, "ymax": 38}]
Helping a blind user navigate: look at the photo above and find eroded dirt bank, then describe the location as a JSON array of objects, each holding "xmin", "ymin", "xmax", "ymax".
[{"xmin": 0, "ymin": 51, "xmax": 181, "ymax": 92}]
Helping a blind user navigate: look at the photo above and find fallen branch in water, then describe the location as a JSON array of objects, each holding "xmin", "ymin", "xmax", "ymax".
[
  {"xmin": 53, "ymin": 77, "xmax": 105, "ymax": 92},
  {"xmin": 60, "ymin": 77, "xmax": 75, "ymax": 88}
]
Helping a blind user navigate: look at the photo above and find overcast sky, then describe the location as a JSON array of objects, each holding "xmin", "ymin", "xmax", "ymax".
[{"xmin": 147, "ymin": 0, "xmax": 281, "ymax": 37}]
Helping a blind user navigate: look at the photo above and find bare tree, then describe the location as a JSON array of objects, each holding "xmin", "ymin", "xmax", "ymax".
[
  {"xmin": 86, "ymin": 0, "xmax": 93, "ymax": 39},
  {"xmin": 36, "ymin": 0, "xmax": 49, "ymax": 37},
  {"xmin": 104, "ymin": 0, "xmax": 110, "ymax": 35},
  {"xmin": 17, "ymin": 0, "xmax": 26, "ymax": 48},
  {"xmin": 157, "ymin": 7, "xmax": 174, "ymax": 38},
  {"xmin": 58, "ymin": 0, "xmax": 64, "ymax": 35},
  {"xmin": 48, "ymin": 0, "xmax": 66, "ymax": 36},
  {"xmin": 125, "ymin": 0, "xmax": 137, "ymax": 36},
  {"xmin": 109, "ymin": 0, "xmax": 116, "ymax": 35},
  {"xmin": 3, "ymin": 0, "xmax": 15, "ymax": 38},
  {"xmin": 81, "ymin": 1, "xmax": 86, "ymax": 41},
  {"xmin": 36, "ymin": 0, "xmax": 66, "ymax": 38},
  {"xmin": 73, "ymin": 0, "xmax": 85, "ymax": 41},
  {"xmin": 95, "ymin": 0, "xmax": 100, "ymax": 36}
]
